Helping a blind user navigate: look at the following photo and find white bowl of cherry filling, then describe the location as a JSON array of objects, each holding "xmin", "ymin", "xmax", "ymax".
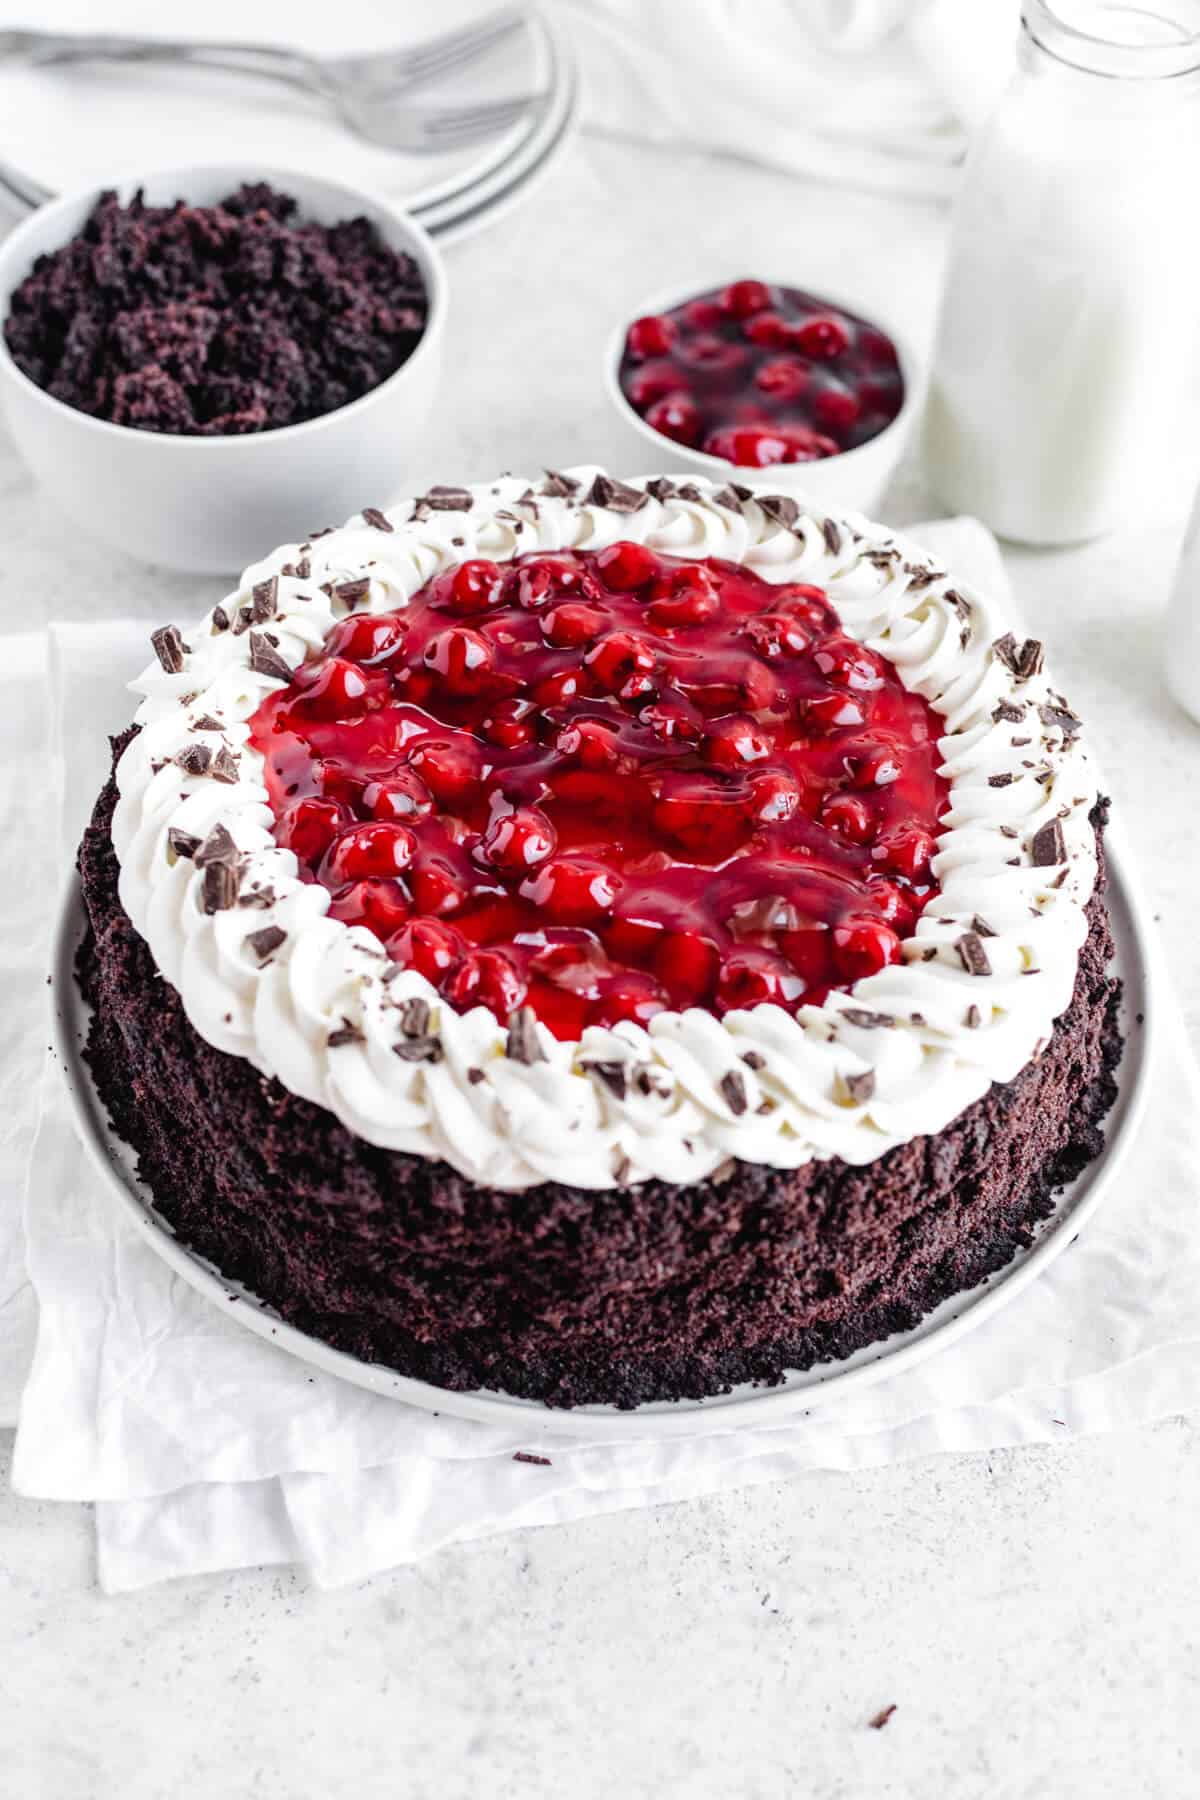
[
  {"xmin": 0, "ymin": 162, "xmax": 446, "ymax": 574},
  {"xmin": 604, "ymin": 276, "xmax": 921, "ymax": 515}
]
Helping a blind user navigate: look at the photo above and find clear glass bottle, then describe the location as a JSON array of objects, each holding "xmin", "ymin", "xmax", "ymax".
[{"xmin": 923, "ymin": 1, "xmax": 1200, "ymax": 544}]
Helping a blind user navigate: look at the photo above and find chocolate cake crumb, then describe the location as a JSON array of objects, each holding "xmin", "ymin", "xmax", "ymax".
[
  {"xmin": 151, "ymin": 624, "xmax": 186, "ymax": 673},
  {"xmin": 4, "ymin": 184, "xmax": 428, "ymax": 435}
]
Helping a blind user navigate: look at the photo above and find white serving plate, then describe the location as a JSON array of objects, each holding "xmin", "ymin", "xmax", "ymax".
[{"xmin": 52, "ymin": 832, "xmax": 1156, "ymax": 1443}]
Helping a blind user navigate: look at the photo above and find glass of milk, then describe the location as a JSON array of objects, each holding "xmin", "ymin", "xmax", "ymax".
[{"xmin": 923, "ymin": 1, "xmax": 1200, "ymax": 545}]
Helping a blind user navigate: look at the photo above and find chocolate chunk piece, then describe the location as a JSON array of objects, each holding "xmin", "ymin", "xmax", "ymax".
[
  {"xmin": 512, "ymin": 1450, "xmax": 552, "ymax": 1466},
  {"xmin": 585, "ymin": 473, "xmax": 647, "ymax": 513},
  {"xmin": 741, "ymin": 1049, "xmax": 767, "ymax": 1068},
  {"xmin": 1038, "ymin": 702, "xmax": 1081, "ymax": 739},
  {"xmin": 328, "ymin": 1017, "xmax": 364, "ymax": 1048},
  {"xmin": 719, "ymin": 1070, "xmax": 748, "ymax": 1116},
  {"xmin": 821, "ymin": 517, "xmax": 842, "ymax": 555},
  {"xmin": 1031, "ymin": 818, "xmax": 1067, "ymax": 866},
  {"xmin": 965, "ymin": 1004, "xmax": 982, "ymax": 1029},
  {"xmin": 541, "ymin": 469, "xmax": 580, "ymax": 498},
  {"xmin": 166, "ymin": 826, "xmax": 201, "ymax": 861},
  {"xmin": 585, "ymin": 1061, "xmax": 628, "ymax": 1101},
  {"xmin": 842, "ymin": 1008, "xmax": 896, "ymax": 1030},
  {"xmin": 506, "ymin": 1006, "xmax": 546, "ymax": 1066},
  {"xmin": 361, "ymin": 507, "xmax": 393, "ymax": 533},
  {"xmin": 334, "ymin": 578, "xmax": 371, "ymax": 610},
  {"xmin": 868, "ymin": 1705, "xmax": 897, "ymax": 1732},
  {"xmin": 201, "ymin": 860, "xmax": 239, "ymax": 913},
  {"xmin": 845, "ymin": 1069, "xmax": 875, "ymax": 1103},
  {"xmin": 988, "ymin": 772, "xmax": 1014, "ymax": 788},
  {"xmin": 994, "ymin": 633, "xmax": 1044, "ymax": 681},
  {"xmin": 676, "ymin": 482, "xmax": 703, "ymax": 501},
  {"xmin": 970, "ymin": 915, "xmax": 997, "ymax": 938},
  {"xmin": 191, "ymin": 714, "xmax": 223, "ymax": 732},
  {"xmin": 956, "ymin": 932, "xmax": 992, "ymax": 977},
  {"xmin": 992, "ymin": 699, "xmax": 1026, "ymax": 724},
  {"xmin": 393, "ymin": 1035, "xmax": 444, "ymax": 1064},
  {"xmin": 151, "ymin": 625, "xmax": 186, "ymax": 673},
  {"xmin": 195, "ymin": 823, "xmax": 239, "ymax": 867},
  {"xmin": 212, "ymin": 605, "xmax": 231, "ymax": 634},
  {"xmin": 645, "ymin": 477, "xmax": 677, "ymax": 502},
  {"xmin": 175, "ymin": 743, "xmax": 212, "ymax": 776},
  {"xmin": 248, "ymin": 631, "xmax": 293, "ymax": 683},
  {"xmin": 247, "ymin": 925, "xmax": 286, "ymax": 964},
  {"xmin": 208, "ymin": 747, "xmax": 239, "ymax": 784},
  {"xmin": 757, "ymin": 493, "xmax": 800, "ymax": 529},
  {"xmin": 250, "ymin": 575, "xmax": 278, "ymax": 622},
  {"xmin": 467, "ymin": 1066, "xmax": 486, "ymax": 1085},
  {"xmin": 396, "ymin": 996, "xmax": 431, "ymax": 1038},
  {"xmin": 421, "ymin": 485, "xmax": 473, "ymax": 512}
]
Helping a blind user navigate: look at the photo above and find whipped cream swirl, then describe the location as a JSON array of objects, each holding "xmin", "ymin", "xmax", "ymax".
[{"xmin": 111, "ymin": 470, "xmax": 1099, "ymax": 1191}]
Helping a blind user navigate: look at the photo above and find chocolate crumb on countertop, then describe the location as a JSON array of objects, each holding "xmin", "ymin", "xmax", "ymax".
[
  {"xmin": 4, "ymin": 184, "xmax": 428, "ymax": 436},
  {"xmin": 868, "ymin": 1705, "xmax": 897, "ymax": 1731},
  {"xmin": 512, "ymin": 1450, "xmax": 552, "ymax": 1466}
]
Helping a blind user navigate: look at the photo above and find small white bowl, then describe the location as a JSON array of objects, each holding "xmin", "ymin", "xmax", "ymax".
[
  {"xmin": 0, "ymin": 163, "xmax": 446, "ymax": 574},
  {"xmin": 603, "ymin": 277, "xmax": 920, "ymax": 515}
]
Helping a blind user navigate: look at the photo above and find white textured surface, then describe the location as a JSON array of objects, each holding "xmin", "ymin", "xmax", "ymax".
[{"xmin": 2, "ymin": 108, "xmax": 1200, "ymax": 1800}]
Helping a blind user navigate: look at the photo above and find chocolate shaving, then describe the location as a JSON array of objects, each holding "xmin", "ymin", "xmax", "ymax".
[
  {"xmin": 250, "ymin": 575, "xmax": 278, "ymax": 622},
  {"xmin": 586, "ymin": 1061, "xmax": 628, "ymax": 1101},
  {"xmin": 992, "ymin": 632, "xmax": 1020, "ymax": 674},
  {"xmin": 956, "ymin": 932, "xmax": 992, "ymax": 977},
  {"xmin": 175, "ymin": 743, "xmax": 212, "ymax": 777},
  {"xmin": 393, "ymin": 1036, "xmax": 444, "ymax": 1064},
  {"xmin": 992, "ymin": 699, "xmax": 1025, "ymax": 725},
  {"xmin": 361, "ymin": 506, "xmax": 393, "ymax": 533},
  {"xmin": 467, "ymin": 1066, "xmax": 486, "ymax": 1084},
  {"xmin": 512, "ymin": 1451, "xmax": 551, "ymax": 1466},
  {"xmin": 868, "ymin": 1705, "xmax": 897, "ymax": 1732},
  {"xmin": 676, "ymin": 482, "xmax": 703, "ymax": 501},
  {"xmin": 248, "ymin": 632, "xmax": 293, "ymax": 683},
  {"xmin": 820, "ymin": 517, "xmax": 842, "ymax": 555},
  {"xmin": 327, "ymin": 1018, "xmax": 364, "ymax": 1048},
  {"xmin": 645, "ymin": 477, "xmax": 677, "ymax": 501},
  {"xmin": 334, "ymin": 578, "xmax": 371, "ymax": 609},
  {"xmin": 230, "ymin": 605, "xmax": 253, "ymax": 636},
  {"xmin": 201, "ymin": 860, "xmax": 239, "ymax": 913},
  {"xmin": 970, "ymin": 915, "xmax": 997, "ymax": 938},
  {"xmin": 166, "ymin": 826, "xmax": 201, "ymax": 861},
  {"xmin": 719, "ymin": 1070, "xmax": 748, "ymax": 1116},
  {"xmin": 1031, "ymin": 818, "xmax": 1066, "ymax": 867},
  {"xmin": 842, "ymin": 1008, "xmax": 895, "ymax": 1030},
  {"xmin": 237, "ymin": 885, "xmax": 276, "ymax": 910},
  {"xmin": 1038, "ymin": 702, "xmax": 1081, "ymax": 738},
  {"xmin": 614, "ymin": 1155, "xmax": 633, "ymax": 1186},
  {"xmin": 904, "ymin": 563, "xmax": 935, "ymax": 589},
  {"xmin": 195, "ymin": 823, "xmax": 238, "ymax": 868},
  {"xmin": 585, "ymin": 473, "xmax": 647, "ymax": 513},
  {"xmin": 151, "ymin": 624, "xmax": 186, "ymax": 673},
  {"xmin": 741, "ymin": 1049, "xmax": 766, "ymax": 1069},
  {"xmin": 191, "ymin": 713, "xmax": 223, "ymax": 732},
  {"xmin": 397, "ymin": 997, "xmax": 431, "ymax": 1039},
  {"xmin": 845, "ymin": 1069, "xmax": 875, "ymax": 1103},
  {"xmin": 988, "ymin": 772, "xmax": 1014, "ymax": 789},
  {"xmin": 758, "ymin": 493, "xmax": 800, "ymax": 529},
  {"xmin": 1017, "ymin": 638, "xmax": 1044, "ymax": 679},
  {"xmin": 711, "ymin": 484, "xmax": 746, "ymax": 511},
  {"xmin": 420, "ymin": 485, "xmax": 473, "ymax": 512},
  {"xmin": 210, "ymin": 746, "xmax": 240, "ymax": 784},
  {"xmin": 247, "ymin": 925, "xmax": 286, "ymax": 965},
  {"xmin": 965, "ymin": 1004, "xmax": 982, "ymax": 1029},
  {"xmin": 540, "ymin": 469, "xmax": 580, "ymax": 498},
  {"xmin": 212, "ymin": 605, "xmax": 230, "ymax": 634},
  {"xmin": 506, "ymin": 1006, "xmax": 546, "ymax": 1065}
]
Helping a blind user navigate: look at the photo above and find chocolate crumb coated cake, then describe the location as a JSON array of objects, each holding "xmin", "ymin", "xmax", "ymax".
[{"xmin": 78, "ymin": 470, "xmax": 1122, "ymax": 1408}]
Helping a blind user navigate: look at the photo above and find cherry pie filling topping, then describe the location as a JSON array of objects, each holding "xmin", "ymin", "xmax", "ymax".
[
  {"xmin": 249, "ymin": 548, "xmax": 947, "ymax": 1040},
  {"xmin": 619, "ymin": 280, "xmax": 904, "ymax": 467}
]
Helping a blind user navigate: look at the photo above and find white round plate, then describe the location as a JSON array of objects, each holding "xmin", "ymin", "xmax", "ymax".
[
  {"xmin": 53, "ymin": 831, "xmax": 1155, "ymax": 1442},
  {"xmin": 0, "ymin": 4, "xmax": 564, "ymax": 230}
]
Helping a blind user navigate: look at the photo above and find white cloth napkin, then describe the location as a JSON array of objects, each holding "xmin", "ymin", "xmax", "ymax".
[
  {"xmin": 565, "ymin": 0, "xmax": 1022, "ymax": 198},
  {"xmin": 5, "ymin": 518, "xmax": 1200, "ymax": 1591}
]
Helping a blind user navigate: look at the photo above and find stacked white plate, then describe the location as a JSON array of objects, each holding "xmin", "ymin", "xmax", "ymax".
[{"xmin": 0, "ymin": 2, "xmax": 577, "ymax": 244}]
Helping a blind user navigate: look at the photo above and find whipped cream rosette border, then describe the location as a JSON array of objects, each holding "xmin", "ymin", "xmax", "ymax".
[{"xmin": 111, "ymin": 469, "xmax": 1098, "ymax": 1192}]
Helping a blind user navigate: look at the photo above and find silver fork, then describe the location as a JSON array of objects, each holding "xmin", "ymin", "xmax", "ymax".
[{"xmin": 0, "ymin": 8, "xmax": 538, "ymax": 152}]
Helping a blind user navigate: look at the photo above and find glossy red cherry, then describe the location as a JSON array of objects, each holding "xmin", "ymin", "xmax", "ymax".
[
  {"xmin": 521, "ymin": 856, "xmax": 621, "ymax": 924},
  {"xmin": 628, "ymin": 360, "xmax": 688, "ymax": 409},
  {"xmin": 814, "ymin": 639, "xmax": 885, "ymax": 692},
  {"xmin": 806, "ymin": 691, "xmax": 871, "ymax": 733},
  {"xmin": 818, "ymin": 792, "xmax": 875, "ymax": 844},
  {"xmin": 479, "ymin": 807, "xmax": 556, "ymax": 873},
  {"xmin": 481, "ymin": 697, "xmax": 537, "ymax": 749},
  {"xmin": 544, "ymin": 601, "xmax": 607, "ymax": 647},
  {"xmin": 640, "ymin": 700, "xmax": 703, "ymax": 742},
  {"xmin": 850, "ymin": 744, "xmax": 902, "ymax": 788},
  {"xmin": 832, "ymin": 914, "xmax": 901, "ymax": 982},
  {"xmin": 328, "ymin": 877, "xmax": 412, "ymax": 940},
  {"xmin": 324, "ymin": 822, "xmax": 416, "ymax": 882},
  {"xmin": 755, "ymin": 357, "xmax": 811, "ymax": 402},
  {"xmin": 509, "ymin": 555, "xmax": 593, "ymax": 611},
  {"xmin": 408, "ymin": 737, "xmax": 483, "ymax": 809},
  {"xmin": 812, "ymin": 380, "xmax": 862, "ymax": 432},
  {"xmin": 556, "ymin": 717, "xmax": 621, "ymax": 769},
  {"xmin": 325, "ymin": 614, "xmax": 407, "ymax": 665},
  {"xmin": 704, "ymin": 715, "xmax": 773, "ymax": 768},
  {"xmin": 865, "ymin": 876, "xmax": 919, "ymax": 929},
  {"xmin": 743, "ymin": 612, "xmax": 811, "ymax": 659},
  {"xmin": 423, "ymin": 626, "xmax": 495, "ymax": 694},
  {"xmin": 722, "ymin": 279, "xmax": 773, "ymax": 318},
  {"xmin": 749, "ymin": 769, "xmax": 802, "ymax": 823},
  {"xmin": 790, "ymin": 315, "xmax": 852, "ymax": 359},
  {"xmin": 366, "ymin": 770, "xmax": 434, "ymax": 821},
  {"xmin": 676, "ymin": 335, "xmax": 748, "ymax": 379},
  {"xmin": 596, "ymin": 540, "xmax": 660, "ymax": 592},
  {"xmin": 656, "ymin": 930, "xmax": 719, "ymax": 1002},
  {"xmin": 683, "ymin": 297, "xmax": 724, "ymax": 330},
  {"xmin": 278, "ymin": 796, "xmax": 346, "ymax": 866},
  {"xmin": 445, "ymin": 948, "xmax": 527, "ymax": 1018},
  {"xmin": 392, "ymin": 917, "xmax": 464, "ymax": 984},
  {"xmin": 646, "ymin": 564, "xmax": 720, "ymax": 629},
  {"xmin": 295, "ymin": 657, "xmax": 375, "ymax": 721},
  {"xmin": 532, "ymin": 666, "xmax": 587, "ymax": 708},
  {"xmin": 716, "ymin": 947, "xmax": 800, "ymax": 1013},
  {"xmin": 646, "ymin": 395, "xmax": 703, "ymax": 447},
  {"xmin": 702, "ymin": 425, "xmax": 838, "ymax": 468},
  {"xmin": 446, "ymin": 559, "xmax": 505, "ymax": 616},
  {"xmin": 584, "ymin": 630, "xmax": 657, "ymax": 694},
  {"xmin": 589, "ymin": 973, "xmax": 668, "ymax": 1029},
  {"xmin": 873, "ymin": 824, "xmax": 938, "ymax": 884},
  {"xmin": 743, "ymin": 310, "xmax": 789, "ymax": 347},
  {"xmin": 626, "ymin": 313, "xmax": 677, "ymax": 358},
  {"xmin": 411, "ymin": 858, "xmax": 469, "ymax": 918}
]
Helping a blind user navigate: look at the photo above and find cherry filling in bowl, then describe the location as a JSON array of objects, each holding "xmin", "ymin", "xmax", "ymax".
[
  {"xmin": 249, "ymin": 546, "xmax": 947, "ymax": 1039},
  {"xmin": 618, "ymin": 280, "xmax": 904, "ymax": 468}
]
